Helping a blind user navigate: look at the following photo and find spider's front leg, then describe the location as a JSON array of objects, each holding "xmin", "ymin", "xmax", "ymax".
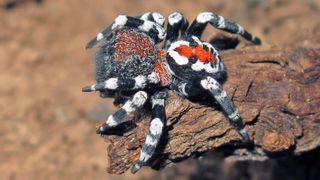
[
  {"xmin": 131, "ymin": 89, "xmax": 168, "ymax": 173},
  {"xmin": 185, "ymin": 12, "xmax": 261, "ymax": 45},
  {"xmin": 164, "ymin": 12, "xmax": 189, "ymax": 49},
  {"xmin": 96, "ymin": 90, "xmax": 148, "ymax": 133},
  {"xmin": 200, "ymin": 76, "xmax": 250, "ymax": 142}
]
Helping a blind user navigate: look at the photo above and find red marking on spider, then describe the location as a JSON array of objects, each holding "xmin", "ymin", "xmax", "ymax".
[
  {"xmin": 154, "ymin": 59, "xmax": 170, "ymax": 85},
  {"xmin": 115, "ymin": 30, "xmax": 153, "ymax": 61},
  {"xmin": 175, "ymin": 45, "xmax": 216, "ymax": 62}
]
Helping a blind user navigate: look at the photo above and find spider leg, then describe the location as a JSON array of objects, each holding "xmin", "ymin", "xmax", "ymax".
[
  {"xmin": 82, "ymin": 72, "xmax": 161, "ymax": 92},
  {"xmin": 200, "ymin": 76, "xmax": 250, "ymax": 142},
  {"xmin": 86, "ymin": 15, "xmax": 166, "ymax": 49},
  {"xmin": 96, "ymin": 91, "xmax": 148, "ymax": 133},
  {"xmin": 131, "ymin": 89, "xmax": 168, "ymax": 173},
  {"xmin": 185, "ymin": 12, "xmax": 261, "ymax": 45},
  {"xmin": 137, "ymin": 12, "xmax": 165, "ymax": 27},
  {"xmin": 164, "ymin": 12, "xmax": 189, "ymax": 49}
]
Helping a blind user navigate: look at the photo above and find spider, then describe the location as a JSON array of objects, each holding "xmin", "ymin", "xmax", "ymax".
[{"xmin": 82, "ymin": 12, "xmax": 261, "ymax": 173}]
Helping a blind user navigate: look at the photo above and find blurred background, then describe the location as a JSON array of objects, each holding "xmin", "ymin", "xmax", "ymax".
[{"xmin": 0, "ymin": 0, "xmax": 319, "ymax": 179}]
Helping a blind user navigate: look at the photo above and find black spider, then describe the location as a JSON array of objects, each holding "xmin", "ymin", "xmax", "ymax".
[{"xmin": 82, "ymin": 12, "xmax": 261, "ymax": 173}]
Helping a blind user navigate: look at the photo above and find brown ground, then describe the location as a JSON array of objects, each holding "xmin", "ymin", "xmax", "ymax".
[{"xmin": 0, "ymin": 0, "xmax": 319, "ymax": 180}]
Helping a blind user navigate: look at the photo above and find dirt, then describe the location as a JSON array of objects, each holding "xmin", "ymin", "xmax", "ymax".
[{"xmin": 0, "ymin": 0, "xmax": 319, "ymax": 179}]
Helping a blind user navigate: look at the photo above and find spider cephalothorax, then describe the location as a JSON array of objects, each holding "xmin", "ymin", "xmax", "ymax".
[{"xmin": 83, "ymin": 12, "xmax": 261, "ymax": 173}]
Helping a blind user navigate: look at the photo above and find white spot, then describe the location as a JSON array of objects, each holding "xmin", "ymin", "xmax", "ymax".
[
  {"xmin": 228, "ymin": 110, "xmax": 240, "ymax": 120},
  {"xmin": 150, "ymin": 118, "xmax": 163, "ymax": 136},
  {"xmin": 140, "ymin": 12, "xmax": 151, "ymax": 21},
  {"xmin": 168, "ymin": 41, "xmax": 190, "ymax": 65},
  {"xmin": 90, "ymin": 85, "xmax": 96, "ymax": 91},
  {"xmin": 215, "ymin": 91, "xmax": 227, "ymax": 100},
  {"xmin": 200, "ymin": 77, "xmax": 220, "ymax": 90},
  {"xmin": 145, "ymin": 135, "xmax": 158, "ymax": 146},
  {"xmin": 191, "ymin": 61, "xmax": 205, "ymax": 71},
  {"xmin": 204, "ymin": 63, "xmax": 217, "ymax": 73},
  {"xmin": 138, "ymin": 20, "xmax": 154, "ymax": 31},
  {"xmin": 151, "ymin": 99, "xmax": 164, "ymax": 108},
  {"xmin": 96, "ymin": 33, "xmax": 104, "ymax": 41},
  {"xmin": 105, "ymin": 78, "xmax": 118, "ymax": 90},
  {"xmin": 196, "ymin": 12, "xmax": 214, "ymax": 23},
  {"xmin": 178, "ymin": 82, "xmax": 188, "ymax": 96},
  {"xmin": 147, "ymin": 72, "xmax": 160, "ymax": 84},
  {"xmin": 217, "ymin": 15, "xmax": 226, "ymax": 29},
  {"xmin": 191, "ymin": 36, "xmax": 202, "ymax": 45},
  {"xmin": 122, "ymin": 102, "xmax": 135, "ymax": 113},
  {"xmin": 203, "ymin": 42, "xmax": 214, "ymax": 50},
  {"xmin": 168, "ymin": 12, "xmax": 183, "ymax": 25},
  {"xmin": 112, "ymin": 15, "xmax": 128, "ymax": 29},
  {"xmin": 134, "ymin": 75, "xmax": 147, "ymax": 89},
  {"xmin": 132, "ymin": 91, "xmax": 148, "ymax": 107},
  {"xmin": 237, "ymin": 24, "xmax": 245, "ymax": 34},
  {"xmin": 155, "ymin": 24, "xmax": 166, "ymax": 39},
  {"xmin": 139, "ymin": 151, "xmax": 151, "ymax": 161},
  {"xmin": 106, "ymin": 115, "xmax": 117, "ymax": 127},
  {"xmin": 152, "ymin": 12, "xmax": 165, "ymax": 26}
]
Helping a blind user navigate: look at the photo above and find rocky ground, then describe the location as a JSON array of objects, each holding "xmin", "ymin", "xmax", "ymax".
[{"xmin": 0, "ymin": 0, "xmax": 319, "ymax": 179}]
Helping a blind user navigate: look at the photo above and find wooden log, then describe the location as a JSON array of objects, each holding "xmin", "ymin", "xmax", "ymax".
[{"xmin": 98, "ymin": 46, "xmax": 320, "ymax": 174}]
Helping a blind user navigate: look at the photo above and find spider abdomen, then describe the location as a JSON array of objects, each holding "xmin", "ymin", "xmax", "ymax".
[
  {"xmin": 95, "ymin": 29, "xmax": 157, "ymax": 82},
  {"xmin": 114, "ymin": 29, "xmax": 155, "ymax": 61}
]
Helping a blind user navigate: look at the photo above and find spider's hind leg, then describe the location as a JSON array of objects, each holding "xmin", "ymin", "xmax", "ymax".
[
  {"xmin": 86, "ymin": 15, "xmax": 166, "ymax": 49},
  {"xmin": 131, "ymin": 89, "xmax": 168, "ymax": 173},
  {"xmin": 185, "ymin": 12, "xmax": 261, "ymax": 45},
  {"xmin": 96, "ymin": 91, "xmax": 148, "ymax": 134}
]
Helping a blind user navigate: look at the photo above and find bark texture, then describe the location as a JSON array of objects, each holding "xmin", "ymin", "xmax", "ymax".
[{"xmin": 99, "ymin": 46, "xmax": 320, "ymax": 174}]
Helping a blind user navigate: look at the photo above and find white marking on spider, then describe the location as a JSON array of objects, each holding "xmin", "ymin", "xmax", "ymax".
[
  {"xmin": 196, "ymin": 12, "xmax": 214, "ymax": 23},
  {"xmin": 151, "ymin": 99, "xmax": 164, "ymax": 108},
  {"xmin": 140, "ymin": 12, "xmax": 151, "ymax": 21},
  {"xmin": 191, "ymin": 61, "xmax": 205, "ymax": 71},
  {"xmin": 106, "ymin": 115, "xmax": 117, "ymax": 127},
  {"xmin": 155, "ymin": 25, "xmax": 166, "ymax": 39},
  {"xmin": 228, "ymin": 110, "xmax": 240, "ymax": 120},
  {"xmin": 214, "ymin": 91, "xmax": 227, "ymax": 100},
  {"xmin": 134, "ymin": 75, "xmax": 147, "ymax": 89},
  {"xmin": 145, "ymin": 134, "xmax": 158, "ymax": 146},
  {"xmin": 112, "ymin": 15, "xmax": 128, "ymax": 29},
  {"xmin": 150, "ymin": 118, "xmax": 163, "ymax": 136},
  {"xmin": 192, "ymin": 36, "xmax": 203, "ymax": 45},
  {"xmin": 152, "ymin": 12, "xmax": 165, "ymax": 26},
  {"xmin": 178, "ymin": 82, "xmax": 188, "ymax": 96},
  {"xmin": 168, "ymin": 12, "xmax": 183, "ymax": 25},
  {"xmin": 200, "ymin": 77, "xmax": 220, "ymax": 90},
  {"xmin": 168, "ymin": 41, "xmax": 190, "ymax": 65},
  {"xmin": 139, "ymin": 151, "xmax": 151, "ymax": 161},
  {"xmin": 139, "ymin": 20, "xmax": 154, "ymax": 31},
  {"xmin": 132, "ymin": 91, "xmax": 148, "ymax": 106},
  {"xmin": 147, "ymin": 72, "xmax": 160, "ymax": 84},
  {"xmin": 237, "ymin": 24, "xmax": 245, "ymax": 34},
  {"xmin": 105, "ymin": 78, "xmax": 118, "ymax": 90},
  {"xmin": 122, "ymin": 101, "xmax": 135, "ymax": 113},
  {"xmin": 217, "ymin": 15, "xmax": 226, "ymax": 28},
  {"xmin": 96, "ymin": 33, "xmax": 104, "ymax": 41},
  {"xmin": 90, "ymin": 85, "xmax": 96, "ymax": 91}
]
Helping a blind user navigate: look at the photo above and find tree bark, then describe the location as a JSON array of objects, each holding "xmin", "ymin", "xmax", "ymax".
[{"xmin": 99, "ymin": 46, "xmax": 320, "ymax": 174}]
